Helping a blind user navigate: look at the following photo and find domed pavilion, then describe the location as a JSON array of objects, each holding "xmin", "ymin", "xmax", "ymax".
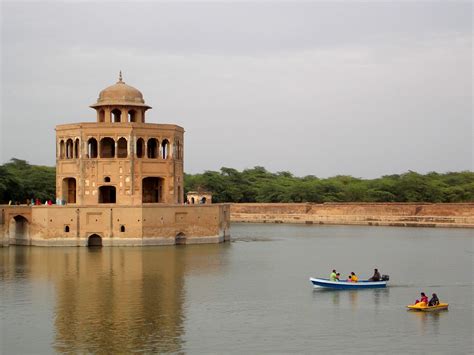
[
  {"xmin": 56, "ymin": 72, "xmax": 184, "ymax": 206},
  {"xmin": 2, "ymin": 73, "xmax": 230, "ymax": 247}
]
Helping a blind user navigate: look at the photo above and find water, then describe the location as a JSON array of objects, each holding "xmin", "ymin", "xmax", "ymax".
[{"xmin": 1, "ymin": 224, "xmax": 473, "ymax": 354}]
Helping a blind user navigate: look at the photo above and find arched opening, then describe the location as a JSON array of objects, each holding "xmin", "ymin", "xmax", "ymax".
[
  {"xmin": 117, "ymin": 137, "xmax": 128, "ymax": 158},
  {"xmin": 59, "ymin": 140, "xmax": 65, "ymax": 159},
  {"xmin": 62, "ymin": 178, "xmax": 76, "ymax": 204},
  {"xmin": 201, "ymin": 197, "xmax": 207, "ymax": 204},
  {"xmin": 9, "ymin": 215, "xmax": 30, "ymax": 244},
  {"xmin": 65, "ymin": 226, "xmax": 70, "ymax": 233},
  {"xmin": 98, "ymin": 109, "xmax": 105, "ymax": 122},
  {"xmin": 66, "ymin": 139, "xmax": 74, "ymax": 159},
  {"xmin": 120, "ymin": 225, "xmax": 125, "ymax": 232},
  {"xmin": 136, "ymin": 138, "xmax": 145, "ymax": 158},
  {"xmin": 177, "ymin": 185, "xmax": 182, "ymax": 203},
  {"xmin": 88, "ymin": 138, "xmax": 98, "ymax": 158},
  {"xmin": 176, "ymin": 232, "xmax": 186, "ymax": 245},
  {"xmin": 99, "ymin": 186, "xmax": 116, "ymax": 203},
  {"xmin": 191, "ymin": 197, "xmax": 195, "ymax": 204},
  {"xmin": 142, "ymin": 177, "xmax": 164, "ymax": 203},
  {"xmin": 147, "ymin": 138, "xmax": 158, "ymax": 159},
  {"xmin": 128, "ymin": 110, "xmax": 137, "ymax": 122},
  {"xmin": 100, "ymin": 137, "xmax": 115, "ymax": 158},
  {"xmin": 111, "ymin": 109, "xmax": 121, "ymax": 123},
  {"xmin": 161, "ymin": 139, "xmax": 170, "ymax": 159},
  {"xmin": 104, "ymin": 176, "xmax": 111, "ymax": 183},
  {"xmin": 74, "ymin": 139, "xmax": 80, "ymax": 159},
  {"xmin": 88, "ymin": 234, "xmax": 102, "ymax": 247}
]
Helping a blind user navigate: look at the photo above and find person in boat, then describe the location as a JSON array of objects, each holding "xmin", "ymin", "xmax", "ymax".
[
  {"xmin": 415, "ymin": 292, "xmax": 429, "ymax": 305},
  {"xmin": 330, "ymin": 270, "xmax": 337, "ymax": 281},
  {"xmin": 335, "ymin": 273, "xmax": 340, "ymax": 281},
  {"xmin": 347, "ymin": 272, "xmax": 359, "ymax": 282},
  {"xmin": 428, "ymin": 293, "xmax": 439, "ymax": 306},
  {"xmin": 368, "ymin": 268, "xmax": 381, "ymax": 282}
]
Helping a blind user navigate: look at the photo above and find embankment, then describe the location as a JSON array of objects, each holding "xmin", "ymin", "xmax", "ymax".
[{"xmin": 230, "ymin": 203, "xmax": 474, "ymax": 228}]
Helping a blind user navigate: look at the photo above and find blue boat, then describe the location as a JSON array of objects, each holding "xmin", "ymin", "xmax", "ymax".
[{"xmin": 309, "ymin": 277, "xmax": 387, "ymax": 289}]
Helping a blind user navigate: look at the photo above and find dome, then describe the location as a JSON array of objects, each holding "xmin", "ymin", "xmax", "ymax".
[{"xmin": 90, "ymin": 72, "xmax": 151, "ymax": 108}]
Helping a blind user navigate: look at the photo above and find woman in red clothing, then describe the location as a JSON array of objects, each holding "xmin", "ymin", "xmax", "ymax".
[{"xmin": 415, "ymin": 292, "xmax": 429, "ymax": 305}]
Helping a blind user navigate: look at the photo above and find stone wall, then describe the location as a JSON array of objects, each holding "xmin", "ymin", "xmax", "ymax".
[
  {"xmin": 1, "ymin": 204, "xmax": 231, "ymax": 246},
  {"xmin": 231, "ymin": 203, "xmax": 474, "ymax": 228}
]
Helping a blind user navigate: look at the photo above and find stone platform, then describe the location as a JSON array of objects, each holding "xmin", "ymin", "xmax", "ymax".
[{"xmin": 1, "ymin": 204, "xmax": 230, "ymax": 247}]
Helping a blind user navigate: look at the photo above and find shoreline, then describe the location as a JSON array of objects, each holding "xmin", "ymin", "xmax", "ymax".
[{"xmin": 230, "ymin": 202, "xmax": 474, "ymax": 229}]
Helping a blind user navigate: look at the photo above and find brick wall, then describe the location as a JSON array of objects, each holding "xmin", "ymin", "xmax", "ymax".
[{"xmin": 230, "ymin": 203, "xmax": 474, "ymax": 228}]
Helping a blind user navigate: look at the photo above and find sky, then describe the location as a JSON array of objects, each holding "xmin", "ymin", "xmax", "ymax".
[{"xmin": 1, "ymin": 1, "xmax": 472, "ymax": 178}]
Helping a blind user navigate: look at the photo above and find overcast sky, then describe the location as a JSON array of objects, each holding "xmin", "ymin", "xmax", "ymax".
[{"xmin": 1, "ymin": 1, "xmax": 472, "ymax": 178}]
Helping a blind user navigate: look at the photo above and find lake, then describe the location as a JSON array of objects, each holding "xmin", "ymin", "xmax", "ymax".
[{"xmin": 1, "ymin": 224, "xmax": 473, "ymax": 353}]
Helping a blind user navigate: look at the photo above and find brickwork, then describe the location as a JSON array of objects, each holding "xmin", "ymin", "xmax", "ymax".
[{"xmin": 231, "ymin": 203, "xmax": 474, "ymax": 228}]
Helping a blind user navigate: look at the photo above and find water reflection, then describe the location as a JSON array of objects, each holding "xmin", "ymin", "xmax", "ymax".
[
  {"xmin": 0, "ymin": 245, "xmax": 226, "ymax": 353},
  {"xmin": 410, "ymin": 309, "xmax": 447, "ymax": 336},
  {"xmin": 313, "ymin": 288, "xmax": 390, "ymax": 311}
]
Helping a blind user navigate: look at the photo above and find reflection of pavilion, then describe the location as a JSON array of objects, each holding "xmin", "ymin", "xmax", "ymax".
[
  {"xmin": 2, "ymin": 245, "xmax": 227, "ymax": 353},
  {"xmin": 53, "ymin": 248, "xmax": 186, "ymax": 353}
]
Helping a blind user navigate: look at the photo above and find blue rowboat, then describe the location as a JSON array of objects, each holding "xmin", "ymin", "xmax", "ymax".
[{"xmin": 310, "ymin": 277, "xmax": 387, "ymax": 289}]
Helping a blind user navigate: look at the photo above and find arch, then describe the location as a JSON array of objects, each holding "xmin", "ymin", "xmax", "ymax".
[
  {"xmin": 74, "ymin": 139, "xmax": 80, "ymax": 159},
  {"xmin": 161, "ymin": 139, "xmax": 170, "ymax": 159},
  {"xmin": 59, "ymin": 140, "xmax": 65, "ymax": 159},
  {"xmin": 191, "ymin": 197, "xmax": 195, "ymax": 204},
  {"xmin": 66, "ymin": 139, "xmax": 74, "ymax": 159},
  {"xmin": 65, "ymin": 226, "xmax": 70, "ymax": 233},
  {"xmin": 117, "ymin": 137, "xmax": 128, "ymax": 158},
  {"xmin": 87, "ymin": 138, "xmax": 98, "ymax": 158},
  {"xmin": 142, "ymin": 177, "xmax": 164, "ymax": 203},
  {"xmin": 176, "ymin": 232, "xmax": 186, "ymax": 245},
  {"xmin": 88, "ymin": 234, "xmax": 102, "ymax": 247},
  {"xmin": 9, "ymin": 215, "xmax": 30, "ymax": 245},
  {"xmin": 104, "ymin": 176, "xmax": 111, "ymax": 183},
  {"xmin": 98, "ymin": 109, "xmax": 105, "ymax": 122},
  {"xmin": 201, "ymin": 196, "xmax": 207, "ymax": 204},
  {"xmin": 99, "ymin": 186, "xmax": 116, "ymax": 203},
  {"xmin": 120, "ymin": 225, "xmax": 125, "ymax": 232},
  {"xmin": 62, "ymin": 178, "xmax": 76, "ymax": 204},
  {"xmin": 128, "ymin": 109, "xmax": 137, "ymax": 122},
  {"xmin": 136, "ymin": 138, "xmax": 145, "ymax": 158},
  {"xmin": 111, "ymin": 108, "xmax": 122, "ymax": 123},
  {"xmin": 100, "ymin": 137, "xmax": 115, "ymax": 158},
  {"xmin": 147, "ymin": 138, "xmax": 158, "ymax": 159}
]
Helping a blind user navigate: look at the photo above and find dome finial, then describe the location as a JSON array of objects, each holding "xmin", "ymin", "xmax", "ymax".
[{"xmin": 118, "ymin": 70, "xmax": 123, "ymax": 83}]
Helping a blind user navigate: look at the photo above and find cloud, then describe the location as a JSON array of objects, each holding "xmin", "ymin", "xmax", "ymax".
[{"xmin": 1, "ymin": 1, "xmax": 472, "ymax": 177}]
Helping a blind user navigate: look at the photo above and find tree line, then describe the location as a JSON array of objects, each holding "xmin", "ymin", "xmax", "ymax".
[
  {"xmin": 185, "ymin": 167, "xmax": 474, "ymax": 203},
  {"xmin": 0, "ymin": 159, "xmax": 473, "ymax": 204}
]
